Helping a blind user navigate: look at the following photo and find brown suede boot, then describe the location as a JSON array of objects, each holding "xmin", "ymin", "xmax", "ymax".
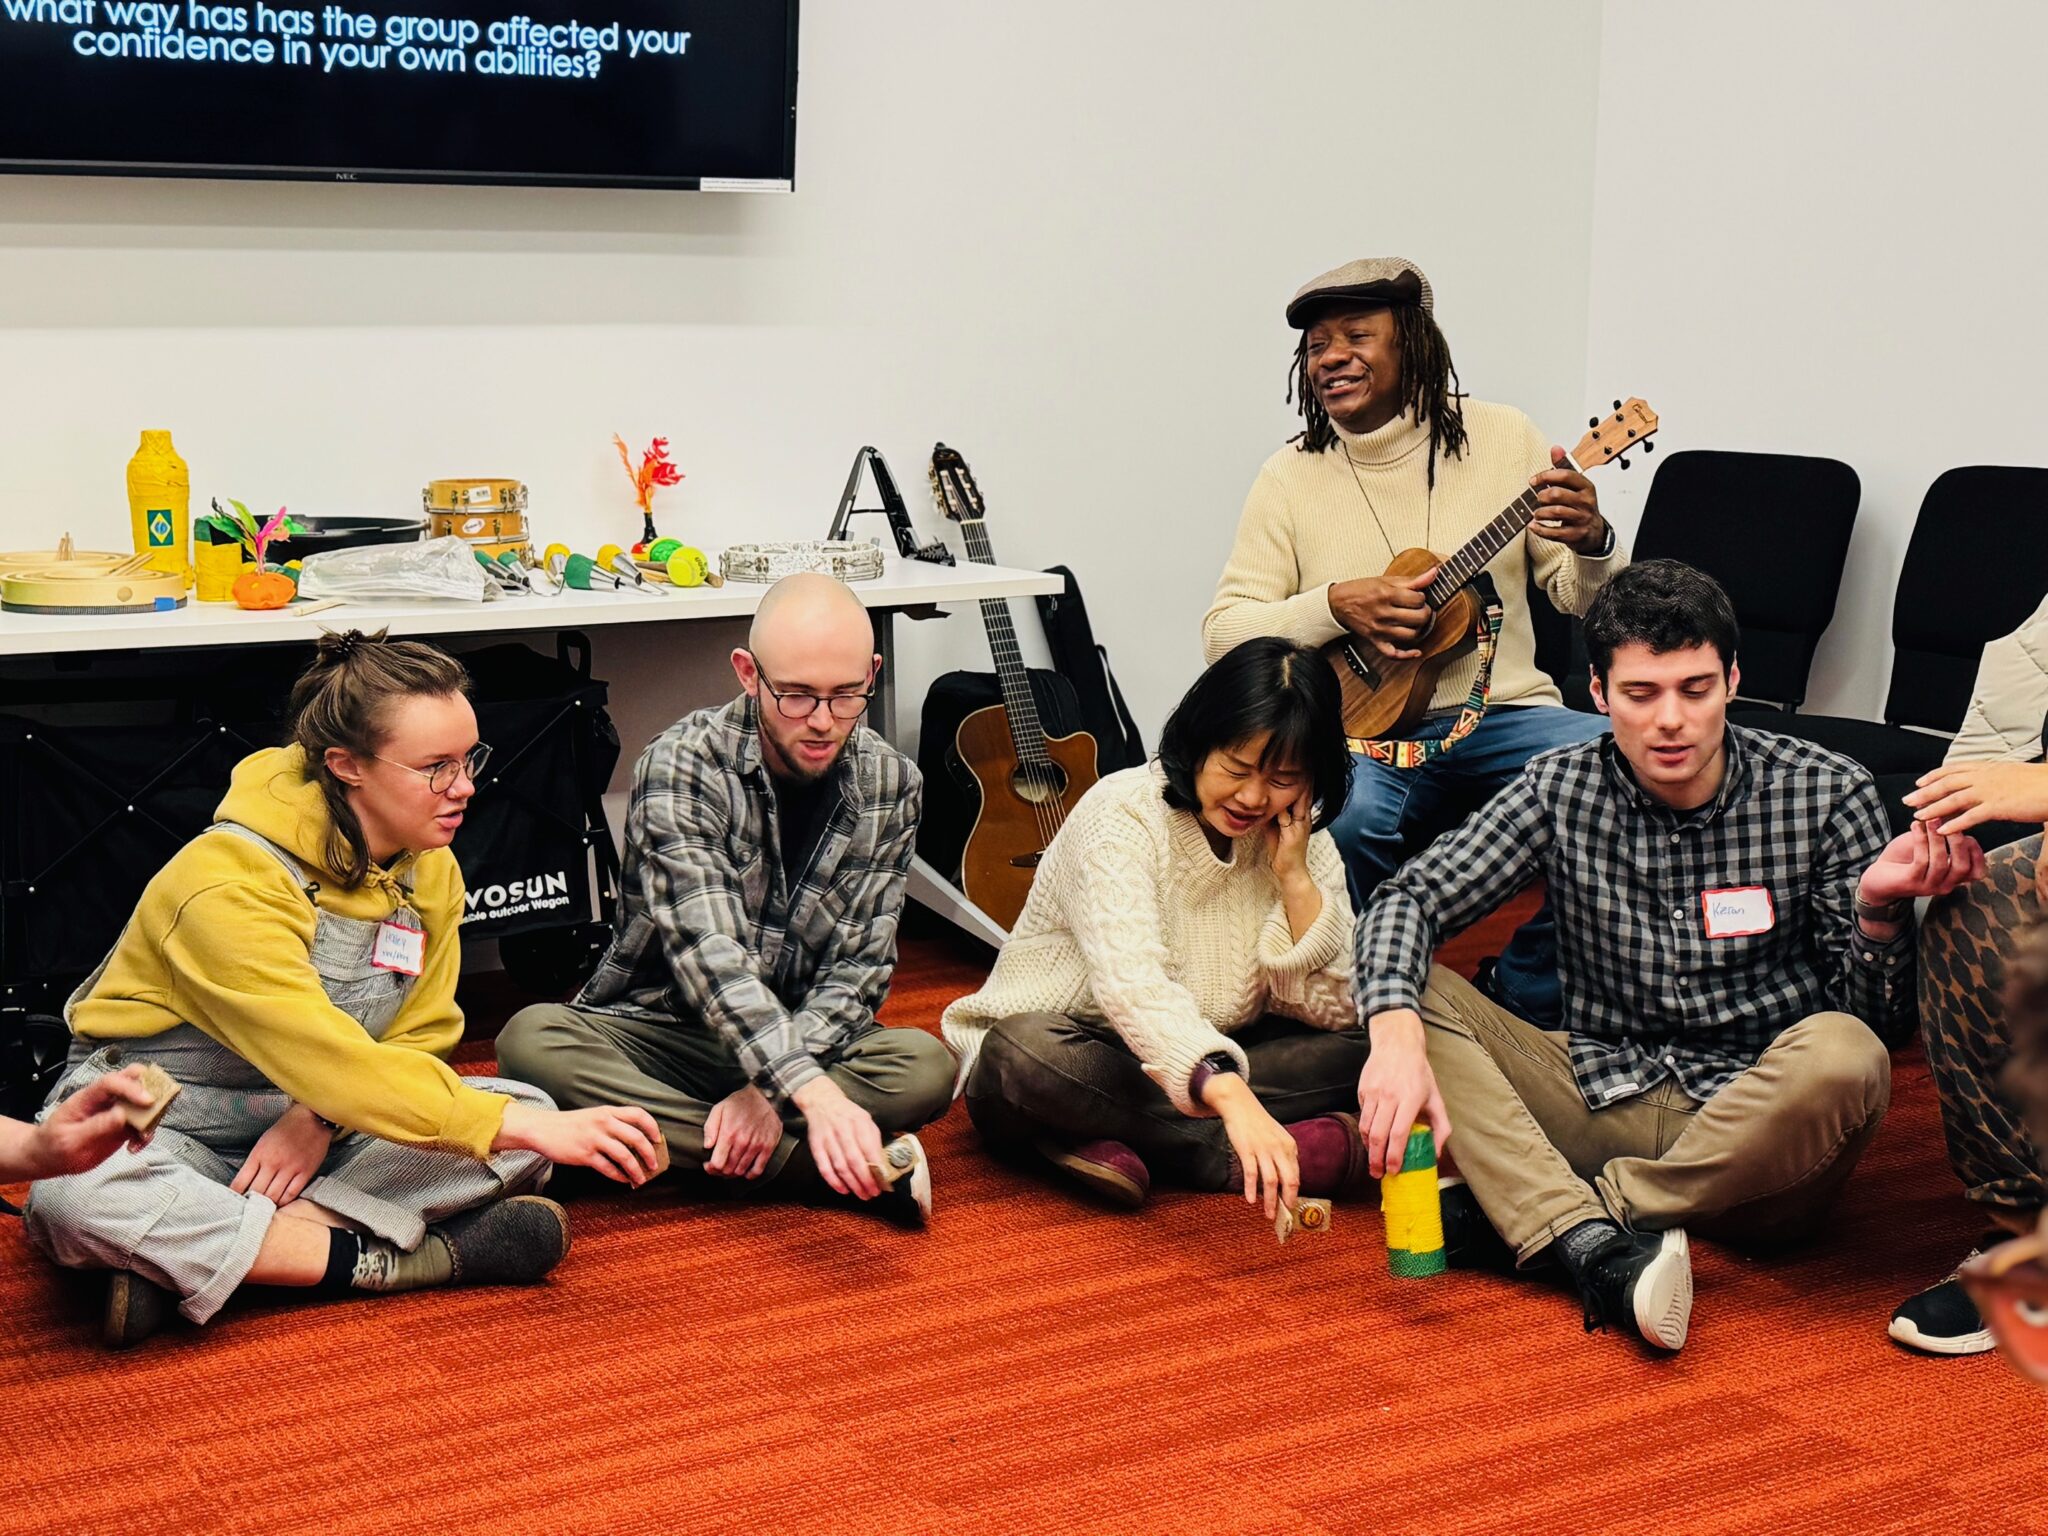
[
  {"xmin": 1284, "ymin": 1112, "xmax": 1368, "ymax": 1197},
  {"xmin": 1035, "ymin": 1137, "xmax": 1151, "ymax": 1208},
  {"xmin": 103, "ymin": 1270, "xmax": 176, "ymax": 1350}
]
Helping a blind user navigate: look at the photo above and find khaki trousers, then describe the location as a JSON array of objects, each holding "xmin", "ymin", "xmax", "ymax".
[
  {"xmin": 497, "ymin": 1004, "xmax": 956, "ymax": 1195},
  {"xmin": 1418, "ymin": 965, "xmax": 1891, "ymax": 1262}
]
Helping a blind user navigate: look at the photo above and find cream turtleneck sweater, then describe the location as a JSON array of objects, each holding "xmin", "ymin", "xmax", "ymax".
[
  {"xmin": 941, "ymin": 764, "xmax": 1355, "ymax": 1115},
  {"xmin": 1202, "ymin": 400, "xmax": 1625, "ymax": 716}
]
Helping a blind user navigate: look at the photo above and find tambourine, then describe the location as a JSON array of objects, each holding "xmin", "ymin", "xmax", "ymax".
[{"xmin": 719, "ymin": 540, "xmax": 885, "ymax": 584}]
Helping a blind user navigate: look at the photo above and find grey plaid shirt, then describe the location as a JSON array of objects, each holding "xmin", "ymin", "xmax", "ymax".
[
  {"xmin": 1356, "ymin": 725, "xmax": 1914, "ymax": 1108},
  {"xmin": 576, "ymin": 695, "xmax": 923, "ymax": 1110}
]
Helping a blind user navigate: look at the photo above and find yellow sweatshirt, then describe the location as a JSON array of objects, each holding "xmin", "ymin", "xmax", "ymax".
[{"xmin": 70, "ymin": 745, "xmax": 508, "ymax": 1158}]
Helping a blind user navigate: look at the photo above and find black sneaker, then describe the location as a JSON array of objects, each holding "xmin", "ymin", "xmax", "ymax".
[
  {"xmin": 1437, "ymin": 1176, "xmax": 1517, "ymax": 1274},
  {"xmin": 1470, "ymin": 956, "xmax": 1504, "ymax": 1005},
  {"xmin": 102, "ymin": 1269, "xmax": 175, "ymax": 1350},
  {"xmin": 1889, "ymin": 1256, "xmax": 1995, "ymax": 1356},
  {"xmin": 1578, "ymin": 1227, "xmax": 1692, "ymax": 1351}
]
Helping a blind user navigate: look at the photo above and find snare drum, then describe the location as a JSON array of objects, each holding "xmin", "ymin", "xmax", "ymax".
[
  {"xmin": 423, "ymin": 477, "xmax": 528, "ymax": 514},
  {"xmin": 429, "ymin": 507, "xmax": 529, "ymax": 544},
  {"xmin": 424, "ymin": 479, "xmax": 531, "ymax": 562}
]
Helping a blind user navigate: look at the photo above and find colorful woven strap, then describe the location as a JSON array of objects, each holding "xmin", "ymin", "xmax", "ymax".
[{"xmin": 1348, "ymin": 574, "xmax": 1505, "ymax": 768}]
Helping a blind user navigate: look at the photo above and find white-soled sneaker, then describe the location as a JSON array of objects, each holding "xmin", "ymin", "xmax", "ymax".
[
  {"xmin": 870, "ymin": 1133, "xmax": 932, "ymax": 1228},
  {"xmin": 1580, "ymin": 1227, "xmax": 1693, "ymax": 1352},
  {"xmin": 1889, "ymin": 1260, "xmax": 1995, "ymax": 1356}
]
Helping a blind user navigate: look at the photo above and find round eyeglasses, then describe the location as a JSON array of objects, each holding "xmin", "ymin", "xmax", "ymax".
[
  {"xmin": 758, "ymin": 679, "xmax": 874, "ymax": 721},
  {"xmin": 374, "ymin": 742, "xmax": 493, "ymax": 795}
]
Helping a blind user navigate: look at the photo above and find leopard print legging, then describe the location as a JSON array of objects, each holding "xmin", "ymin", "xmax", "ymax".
[{"xmin": 1919, "ymin": 832, "xmax": 2045, "ymax": 1215}]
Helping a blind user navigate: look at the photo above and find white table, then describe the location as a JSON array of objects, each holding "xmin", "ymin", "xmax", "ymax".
[{"xmin": 0, "ymin": 554, "xmax": 1059, "ymax": 946}]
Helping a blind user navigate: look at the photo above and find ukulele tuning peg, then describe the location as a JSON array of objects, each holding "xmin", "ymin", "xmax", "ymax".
[
  {"xmin": 1617, "ymin": 455, "xmax": 1631, "ymax": 470},
  {"xmin": 1642, "ymin": 439, "xmax": 1655, "ymax": 454},
  {"xmin": 1613, "ymin": 399, "xmax": 1623, "ymax": 411},
  {"xmin": 1588, "ymin": 417, "xmax": 1600, "ymax": 430}
]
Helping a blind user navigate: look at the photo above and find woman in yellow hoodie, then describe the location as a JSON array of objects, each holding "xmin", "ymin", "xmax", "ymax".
[{"xmin": 24, "ymin": 630, "xmax": 663, "ymax": 1346}]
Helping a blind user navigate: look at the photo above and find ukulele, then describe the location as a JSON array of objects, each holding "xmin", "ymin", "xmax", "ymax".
[
  {"xmin": 929, "ymin": 444, "xmax": 1101, "ymax": 931},
  {"xmin": 1325, "ymin": 397, "xmax": 1660, "ymax": 739}
]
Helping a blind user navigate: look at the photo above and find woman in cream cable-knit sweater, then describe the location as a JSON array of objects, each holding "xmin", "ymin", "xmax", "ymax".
[{"xmin": 944, "ymin": 638, "xmax": 1366, "ymax": 1214}]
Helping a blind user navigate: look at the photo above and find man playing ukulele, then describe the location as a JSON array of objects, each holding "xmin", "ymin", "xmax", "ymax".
[{"xmin": 1203, "ymin": 257, "xmax": 1626, "ymax": 1024}]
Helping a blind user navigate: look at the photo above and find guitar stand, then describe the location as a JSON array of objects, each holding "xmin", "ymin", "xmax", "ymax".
[
  {"xmin": 827, "ymin": 446, "xmax": 957, "ymax": 566},
  {"xmin": 864, "ymin": 598, "xmax": 1007, "ymax": 947}
]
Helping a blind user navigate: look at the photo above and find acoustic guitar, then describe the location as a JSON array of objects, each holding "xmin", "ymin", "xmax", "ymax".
[
  {"xmin": 1326, "ymin": 397, "xmax": 1660, "ymax": 739},
  {"xmin": 929, "ymin": 444, "xmax": 1101, "ymax": 930}
]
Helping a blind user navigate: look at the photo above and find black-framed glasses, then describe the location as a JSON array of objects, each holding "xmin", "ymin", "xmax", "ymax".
[
  {"xmin": 749, "ymin": 654, "xmax": 877, "ymax": 721},
  {"xmin": 374, "ymin": 742, "xmax": 492, "ymax": 795},
  {"xmin": 760, "ymin": 681, "xmax": 874, "ymax": 721}
]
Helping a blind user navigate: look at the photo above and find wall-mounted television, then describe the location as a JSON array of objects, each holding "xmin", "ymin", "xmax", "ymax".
[{"xmin": 0, "ymin": 0, "xmax": 797, "ymax": 189}]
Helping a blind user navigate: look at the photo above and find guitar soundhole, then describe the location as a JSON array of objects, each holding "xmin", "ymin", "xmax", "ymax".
[{"xmin": 1011, "ymin": 761, "xmax": 1068, "ymax": 806}]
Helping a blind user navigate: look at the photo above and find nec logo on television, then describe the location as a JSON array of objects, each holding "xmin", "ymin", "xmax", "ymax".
[{"xmin": 332, "ymin": 172, "xmax": 358, "ymax": 181}]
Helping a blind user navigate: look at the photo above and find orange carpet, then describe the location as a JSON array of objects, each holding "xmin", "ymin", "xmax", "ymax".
[{"xmin": 3, "ymin": 903, "xmax": 2045, "ymax": 1535}]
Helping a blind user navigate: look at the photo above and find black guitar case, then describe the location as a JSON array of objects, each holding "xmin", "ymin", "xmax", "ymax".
[
  {"xmin": 1035, "ymin": 564, "xmax": 1146, "ymax": 776},
  {"xmin": 915, "ymin": 669, "xmax": 1086, "ymax": 884}
]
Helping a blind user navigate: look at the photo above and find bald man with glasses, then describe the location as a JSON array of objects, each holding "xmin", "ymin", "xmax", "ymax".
[{"xmin": 498, "ymin": 573, "xmax": 953, "ymax": 1223}]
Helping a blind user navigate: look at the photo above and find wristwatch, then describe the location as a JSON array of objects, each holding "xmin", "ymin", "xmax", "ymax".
[
  {"xmin": 1853, "ymin": 895, "xmax": 1909, "ymax": 926},
  {"xmin": 1188, "ymin": 1051, "xmax": 1243, "ymax": 1105}
]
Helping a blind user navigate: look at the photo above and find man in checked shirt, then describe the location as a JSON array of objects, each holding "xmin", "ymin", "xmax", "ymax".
[
  {"xmin": 500, "ymin": 573, "xmax": 954, "ymax": 1224},
  {"xmin": 1352, "ymin": 560, "xmax": 1983, "ymax": 1351}
]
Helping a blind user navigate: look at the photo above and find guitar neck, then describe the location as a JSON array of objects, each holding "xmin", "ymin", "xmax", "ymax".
[
  {"xmin": 1423, "ymin": 452, "xmax": 1581, "ymax": 607},
  {"xmin": 954, "ymin": 514, "xmax": 1054, "ymax": 766}
]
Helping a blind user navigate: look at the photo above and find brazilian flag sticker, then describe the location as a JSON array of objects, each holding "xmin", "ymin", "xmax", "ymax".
[{"xmin": 148, "ymin": 510, "xmax": 174, "ymax": 548}]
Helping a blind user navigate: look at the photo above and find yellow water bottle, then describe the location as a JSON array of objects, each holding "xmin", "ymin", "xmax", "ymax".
[
  {"xmin": 1381, "ymin": 1123, "xmax": 1447, "ymax": 1278},
  {"xmin": 127, "ymin": 430, "xmax": 192, "ymax": 588}
]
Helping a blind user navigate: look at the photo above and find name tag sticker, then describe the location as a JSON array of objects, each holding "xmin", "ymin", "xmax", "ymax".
[
  {"xmin": 1702, "ymin": 886, "xmax": 1774, "ymax": 939},
  {"xmin": 372, "ymin": 920, "xmax": 426, "ymax": 975}
]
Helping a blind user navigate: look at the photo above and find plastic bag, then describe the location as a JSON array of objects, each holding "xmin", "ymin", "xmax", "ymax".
[{"xmin": 297, "ymin": 536, "xmax": 494, "ymax": 603}]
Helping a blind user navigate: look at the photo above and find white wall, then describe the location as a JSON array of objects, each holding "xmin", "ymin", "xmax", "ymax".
[
  {"xmin": 1585, "ymin": 0, "xmax": 2048, "ymax": 718},
  {"xmin": 0, "ymin": 0, "xmax": 1604, "ymax": 776}
]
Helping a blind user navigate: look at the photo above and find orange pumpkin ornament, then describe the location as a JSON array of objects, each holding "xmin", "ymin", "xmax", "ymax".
[{"xmin": 233, "ymin": 568, "xmax": 296, "ymax": 610}]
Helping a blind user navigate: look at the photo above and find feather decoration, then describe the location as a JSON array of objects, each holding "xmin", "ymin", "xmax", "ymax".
[{"xmin": 205, "ymin": 497, "xmax": 302, "ymax": 570}]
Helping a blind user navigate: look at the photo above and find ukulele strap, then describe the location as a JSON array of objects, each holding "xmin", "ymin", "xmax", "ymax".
[{"xmin": 1349, "ymin": 574, "xmax": 1505, "ymax": 768}]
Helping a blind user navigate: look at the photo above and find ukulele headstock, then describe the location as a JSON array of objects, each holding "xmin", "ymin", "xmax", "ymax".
[
  {"xmin": 1571, "ymin": 398, "xmax": 1660, "ymax": 472},
  {"xmin": 928, "ymin": 443, "xmax": 987, "ymax": 524}
]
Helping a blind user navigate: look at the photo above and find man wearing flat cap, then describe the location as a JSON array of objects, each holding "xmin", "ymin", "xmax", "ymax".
[{"xmin": 1203, "ymin": 257, "xmax": 1626, "ymax": 1029}]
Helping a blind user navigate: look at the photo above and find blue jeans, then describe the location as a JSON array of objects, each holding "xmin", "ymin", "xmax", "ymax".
[{"xmin": 1331, "ymin": 704, "xmax": 1610, "ymax": 1026}]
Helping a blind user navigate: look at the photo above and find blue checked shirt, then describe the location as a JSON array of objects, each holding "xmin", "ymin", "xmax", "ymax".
[
  {"xmin": 1356, "ymin": 726, "xmax": 1914, "ymax": 1108},
  {"xmin": 576, "ymin": 695, "xmax": 923, "ymax": 1110}
]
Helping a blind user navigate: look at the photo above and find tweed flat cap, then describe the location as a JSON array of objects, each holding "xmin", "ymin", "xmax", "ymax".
[{"xmin": 1286, "ymin": 257, "xmax": 1433, "ymax": 328}]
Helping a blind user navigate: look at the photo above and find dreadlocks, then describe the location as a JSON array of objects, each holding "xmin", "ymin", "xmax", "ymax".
[{"xmin": 1287, "ymin": 304, "xmax": 1468, "ymax": 487}]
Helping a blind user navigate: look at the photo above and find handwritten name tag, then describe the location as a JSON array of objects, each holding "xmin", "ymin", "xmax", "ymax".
[
  {"xmin": 372, "ymin": 919, "xmax": 426, "ymax": 976},
  {"xmin": 1701, "ymin": 886, "xmax": 1774, "ymax": 939}
]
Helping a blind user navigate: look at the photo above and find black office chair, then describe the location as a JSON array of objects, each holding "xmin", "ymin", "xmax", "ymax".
[
  {"xmin": 1740, "ymin": 466, "xmax": 2048, "ymax": 835},
  {"xmin": 1634, "ymin": 450, "xmax": 1860, "ymax": 711},
  {"xmin": 1527, "ymin": 564, "xmax": 1595, "ymax": 711},
  {"xmin": 1530, "ymin": 448, "xmax": 1859, "ymax": 714}
]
